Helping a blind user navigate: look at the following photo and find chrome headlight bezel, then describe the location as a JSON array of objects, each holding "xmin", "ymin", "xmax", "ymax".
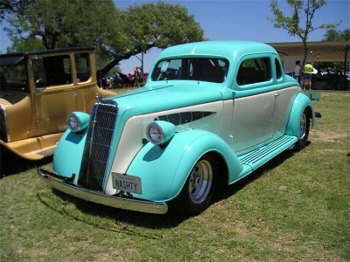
[
  {"xmin": 67, "ymin": 112, "xmax": 89, "ymax": 132},
  {"xmin": 146, "ymin": 120, "xmax": 175, "ymax": 145}
]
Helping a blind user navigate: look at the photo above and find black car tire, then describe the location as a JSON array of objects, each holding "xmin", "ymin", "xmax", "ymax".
[
  {"xmin": 294, "ymin": 109, "xmax": 311, "ymax": 151},
  {"xmin": 171, "ymin": 154, "xmax": 217, "ymax": 216}
]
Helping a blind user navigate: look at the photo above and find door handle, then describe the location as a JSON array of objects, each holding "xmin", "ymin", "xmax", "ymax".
[{"xmin": 274, "ymin": 93, "xmax": 280, "ymax": 97}]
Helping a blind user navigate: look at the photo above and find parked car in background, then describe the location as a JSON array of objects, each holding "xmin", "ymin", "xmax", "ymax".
[
  {"xmin": 39, "ymin": 41, "xmax": 321, "ymax": 216},
  {"xmin": 0, "ymin": 48, "xmax": 114, "ymax": 175}
]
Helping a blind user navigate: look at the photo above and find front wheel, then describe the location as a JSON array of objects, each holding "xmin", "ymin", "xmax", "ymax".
[
  {"xmin": 171, "ymin": 154, "xmax": 217, "ymax": 216},
  {"xmin": 294, "ymin": 109, "xmax": 311, "ymax": 151}
]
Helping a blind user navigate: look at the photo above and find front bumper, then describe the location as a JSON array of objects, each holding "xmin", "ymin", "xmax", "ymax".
[{"xmin": 38, "ymin": 169, "xmax": 168, "ymax": 215}]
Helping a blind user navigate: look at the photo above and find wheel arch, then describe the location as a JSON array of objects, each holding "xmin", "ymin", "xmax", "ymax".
[
  {"xmin": 203, "ymin": 150, "xmax": 229, "ymax": 191},
  {"xmin": 286, "ymin": 92, "xmax": 315, "ymax": 138},
  {"xmin": 126, "ymin": 129, "xmax": 243, "ymax": 202}
]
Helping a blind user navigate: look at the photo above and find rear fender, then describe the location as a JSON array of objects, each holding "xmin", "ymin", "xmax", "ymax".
[
  {"xmin": 286, "ymin": 92, "xmax": 315, "ymax": 137},
  {"xmin": 126, "ymin": 129, "xmax": 243, "ymax": 202}
]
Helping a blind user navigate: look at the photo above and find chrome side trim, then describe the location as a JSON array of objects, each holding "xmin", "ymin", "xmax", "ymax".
[{"xmin": 38, "ymin": 169, "xmax": 168, "ymax": 215}]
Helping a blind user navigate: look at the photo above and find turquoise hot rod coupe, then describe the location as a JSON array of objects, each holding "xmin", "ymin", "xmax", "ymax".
[{"xmin": 39, "ymin": 41, "xmax": 321, "ymax": 216}]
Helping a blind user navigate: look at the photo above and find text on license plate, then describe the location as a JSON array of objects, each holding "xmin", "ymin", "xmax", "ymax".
[{"xmin": 112, "ymin": 173, "xmax": 142, "ymax": 194}]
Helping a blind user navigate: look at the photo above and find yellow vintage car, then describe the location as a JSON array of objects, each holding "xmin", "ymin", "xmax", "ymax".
[{"xmin": 0, "ymin": 47, "xmax": 114, "ymax": 174}]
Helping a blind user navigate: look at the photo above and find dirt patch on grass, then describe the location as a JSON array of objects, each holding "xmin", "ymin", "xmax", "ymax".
[
  {"xmin": 318, "ymin": 91, "xmax": 350, "ymax": 96},
  {"xmin": 321, "ymin": 149, "xmax": 348, "ymax": 154},
  {"xmin": 310, "ymin": 130, "xmax": 349, "ymax": 143}
]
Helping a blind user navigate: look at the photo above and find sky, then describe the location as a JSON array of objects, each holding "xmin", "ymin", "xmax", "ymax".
[{"xmin": 1, "ymin": 0, "xmax": 349, "ymax": 73}]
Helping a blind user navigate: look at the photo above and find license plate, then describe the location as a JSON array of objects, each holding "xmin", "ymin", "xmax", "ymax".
[{"xmin": 112, "ymin": 173, "xmax": 142, "ymax": 194}]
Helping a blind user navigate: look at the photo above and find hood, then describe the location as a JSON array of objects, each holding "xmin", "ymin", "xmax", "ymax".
[
  {"xmin": 0, "ymin": 90, "xmax": 27, "ymax": 106},
  {"xmin": 111, "ymin": 82, "xmax": 224, "ymax": 117}
]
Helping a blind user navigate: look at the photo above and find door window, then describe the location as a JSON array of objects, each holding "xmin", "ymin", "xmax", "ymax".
[
  {"xmin": 237, "ymin": 57, "xmax": 271, "ymax": 85},
  {"xmin": 33, "ymin": 55, "xmax": 72, "ymax": 88},
  {"xmin": 75, "ymin": 53, "xmax": 91, "ymax": 82}
]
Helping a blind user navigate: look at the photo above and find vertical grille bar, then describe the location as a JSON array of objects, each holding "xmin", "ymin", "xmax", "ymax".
[{"xmin": 78, "ymin": 101, "xmax": 118, "ymax": 191}]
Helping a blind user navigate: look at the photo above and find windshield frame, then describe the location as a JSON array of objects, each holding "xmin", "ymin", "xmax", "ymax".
[{"xmin": 151, "ymin": 56, "xmax": 230, "ymax": 84}]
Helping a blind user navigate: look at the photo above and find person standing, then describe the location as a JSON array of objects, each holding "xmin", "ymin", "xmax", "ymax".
[{"xmin": 303, "ymin": 63, "xmax": 318, "ymax": 91}]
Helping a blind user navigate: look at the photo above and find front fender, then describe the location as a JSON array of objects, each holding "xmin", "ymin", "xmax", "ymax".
[
  {"xmin": 53, "ymin": 129, "xmax": 87, "ymax": 180},
  {"xmin": 126, "ymin": 129, "xmax": 243, "ymax": 202},
  {"xmin": 286, "ymin": 92, "xmax": 315, "ymax": 137}
]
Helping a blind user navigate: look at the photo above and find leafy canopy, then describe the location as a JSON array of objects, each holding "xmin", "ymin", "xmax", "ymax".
[
  {"xmin": 5, "ymin": 0, "xmax": 118, "ymax": 61},
  {"xmin": 99, "ymin": 2, "xmax": 204, "ymax": 76},
  {"xmin": 269, "ymin": 0, "xmax": 337, "ymax": 80},
  {"xmin": 3, "ymin": 0, "xmax": 204, "ymax": 75},
  {"xmin": 323, "ymin": 29, "xmax": 350, "ymax": 41},
  {"xmin": 270, "ymin": 0, "xmax": 335, "ymax": 42}
]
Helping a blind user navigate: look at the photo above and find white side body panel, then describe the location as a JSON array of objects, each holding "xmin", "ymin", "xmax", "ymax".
[{"xmin": 105, "ymin": 86, "xmax": 299, "ymax": 195}]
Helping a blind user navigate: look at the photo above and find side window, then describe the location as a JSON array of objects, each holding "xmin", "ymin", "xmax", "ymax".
[
  {"xmin": 237, "ymin": 57, "xmax": 271, "ymax": 85},
  {"xmin": 75, "ymin": 53, "xmax": 91, "ymax": 82},
  {"xmin": 33, "ymin": 55, "xmax": 72, "ymax": 87},
  {"xmin": 275, "ymin": 58, "xmax": 282, "ymax": 79}
]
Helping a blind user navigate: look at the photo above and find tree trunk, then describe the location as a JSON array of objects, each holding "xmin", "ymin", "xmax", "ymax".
[
  {"xmin": 97, "ymin": 58, "xmax": 121, "ymax": 81},
  {"xmin": 98, "ymin": 45, "xmax": 156, "ymax": 80},
  {"xmin": 300, "ymin": 40, "xmax": 309, "ymax": 87},
  {"xmin": 141, "ymin": 52, "xmax": 144, "ymax": 79},
  {"xmin": 98, "ymin": 51, "xmax": 140, "ymax": 80}
]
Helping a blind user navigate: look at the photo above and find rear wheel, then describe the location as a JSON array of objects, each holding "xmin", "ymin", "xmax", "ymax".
[
  {"xmin": 294, "ymin": 109, "xmax": 311, "ymax": 151},
  {"xmin": 172, "ymin": 154, "xmax": 217, "ymax": 216}
]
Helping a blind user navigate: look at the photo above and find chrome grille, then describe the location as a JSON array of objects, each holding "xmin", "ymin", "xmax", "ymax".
[{"xmin": 78, "ymin": 101, "xmax": 118, "ymax": 191}]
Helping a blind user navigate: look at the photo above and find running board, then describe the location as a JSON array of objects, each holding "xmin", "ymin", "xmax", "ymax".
[{"xmin": 236, "ymin": 135, "xmax": 298, "ymax": 180}]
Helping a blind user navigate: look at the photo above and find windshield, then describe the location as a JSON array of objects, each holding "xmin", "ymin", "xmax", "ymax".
[
  {"xmin": 151, "ymin": 57, "xmax": 229, "ymax": 83},
  {"xmin": 0, "ymin": 62, "xmax": 27, "ymax": 91}
]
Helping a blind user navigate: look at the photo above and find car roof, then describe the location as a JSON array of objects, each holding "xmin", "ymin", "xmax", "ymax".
[
  {"xmin": 157, "ymin": 41, "xmax": 277, "ymax": 61},
  {"xmin": 0, "ymin": 47, "xmax": 94, "ymax": 65}
]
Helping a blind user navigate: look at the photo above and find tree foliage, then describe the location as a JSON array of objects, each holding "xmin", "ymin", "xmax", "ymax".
[
  {"xmin": 99, "ymin": 2, "xmax": 204, "ymax": 76},
  {"xmin": 5, "ymin": 0, "xmax": 119, "ymax": 60},
  {"xmin": 269, "ymin": 0, "xmax": 336, "ymax": 78},
  {"xmin": 6, "ymin": 36, "xmax": 43, "ymax": 52},
  {"xmin": 4, "ymin": 1, "xmax": 204, "ymax": 77},
  {"xmin": 323, "ymin": 28, "xmax": 350, "ymax": 41},
  {"xmin": 0, "ymin": 0, "xmax": 28, "ymax": 21}
]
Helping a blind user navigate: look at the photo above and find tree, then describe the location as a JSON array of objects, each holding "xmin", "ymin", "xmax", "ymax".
[
  {"xmin": 4, "ymin": 1, "xmax": 203, "ymax": 77},
  {"xmin": 323, "ymin": 28, "xmax": 350, "ymax": 41},
  {"xmin": 98, "ymin": 2, "xmax": 204, "ymax": 77},
  {"xmin": 6, "ymin": 36, "xmax": 43, "ymax": 52},
  {"xmin": 269, "ymin": 0, "xmax": 336, "ymax": 79},
  {"xmin": 0, "ymin": 0, "xmax": 27, "ymax": 21},
  {"xmin": 5, "ymin": 0, "xmax": 120, "ymax": 61}
]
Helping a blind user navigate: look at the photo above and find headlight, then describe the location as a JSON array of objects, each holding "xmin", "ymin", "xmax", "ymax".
[
  {"xmin": 67, "ymin": 112, "xmax": 90, "ymax": 132},
  {"xmin": 146, "ymin": 120, "xmax": 175, "ymax": 145}
]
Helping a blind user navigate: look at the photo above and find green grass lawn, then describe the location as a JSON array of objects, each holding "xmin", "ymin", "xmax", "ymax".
[{"xmin": 1, "ymin": 91, "xmax": 349, "ymax": 261}]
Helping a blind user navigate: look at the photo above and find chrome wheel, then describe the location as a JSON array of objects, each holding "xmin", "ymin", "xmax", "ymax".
[
  {"xmin": 300, "ymin": 113, "xmax": 307, "ymax": 140},
  {"xmin": 188, "ymin": 159, "xmax": 213, "ymax": 204},
  {"xmin": 294, "ymin": 109, "xmax": 310, "ymax": 151}
]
